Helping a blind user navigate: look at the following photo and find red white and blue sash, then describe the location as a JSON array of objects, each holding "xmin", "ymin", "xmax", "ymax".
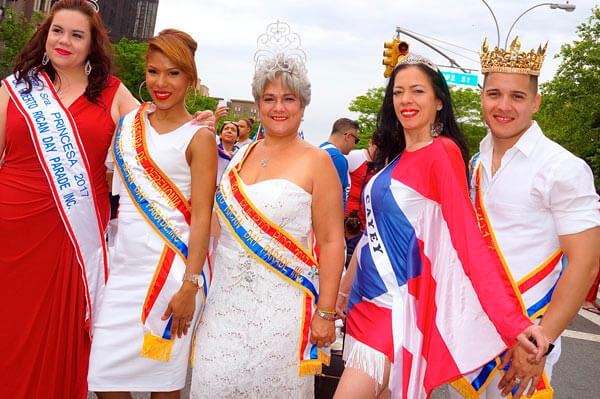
[
  {"xmin": 112, "ymin": 103, "xmax": 212, "ymax": 362},
  {"xmin": 215, "ymin": 142, "xmax": 329, "ymax": 376},
  {"xmin": 451, "ymin": 160, "xmax": 559, "ymax": 398},
  {"xmin": 217, "ymin": 143, "xmax": 235, "ymax": 161},
  {"xmin": 2, "ymin": 72, "xmax": 108, "ymax": 333}
]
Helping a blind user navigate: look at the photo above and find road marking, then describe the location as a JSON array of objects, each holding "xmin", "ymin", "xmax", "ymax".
[
  {"xmin": 578, "ymin": 308, "xmax": 600, "ymax": 326},
  {"xmin": 562, "ymin": 330, "xmax": 600, "ymax": 343}
]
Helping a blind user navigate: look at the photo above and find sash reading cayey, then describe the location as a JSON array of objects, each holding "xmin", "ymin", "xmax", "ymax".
[
  {"xmin": 112, "ymin": 103, "xmax": 212, "ymax": 362},
  {"xmin": 215, "ymin": 142, "xmax": 329, "ymax": 376},
  {"xmin": 2, "ymin": 71, "xmax": 108, "ymax": 333}
]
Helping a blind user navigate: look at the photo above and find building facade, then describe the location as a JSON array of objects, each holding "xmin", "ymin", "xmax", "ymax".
[
  {"xmin": 0, "ymin": 0, "xmax": 54, "ymax": 21},
  {"xmin": 0, "ymin": 0, "xmax": 158, "ymax": 44},
  {"xmin": 97, "ymin": 0, "xmax": 158, "ymax": 43},
  {"xmin": 227, "ymin": 99, "xmax": 259, "ymax": 121}
]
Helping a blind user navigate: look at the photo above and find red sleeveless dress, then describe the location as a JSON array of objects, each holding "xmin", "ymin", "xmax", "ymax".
[{"xmin": 0, "ymin": 76, "xmax": 120, "ymax": 398}]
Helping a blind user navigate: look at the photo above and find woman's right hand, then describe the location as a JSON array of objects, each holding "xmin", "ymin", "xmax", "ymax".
[{"xmin": 214, "ymin": 105, "xmax": 228, "ymax": 122}]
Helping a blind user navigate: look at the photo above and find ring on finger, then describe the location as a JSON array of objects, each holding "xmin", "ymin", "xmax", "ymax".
[{"xmin": 514, "ymin": 377, "xmax": 521, "ymax": 384}]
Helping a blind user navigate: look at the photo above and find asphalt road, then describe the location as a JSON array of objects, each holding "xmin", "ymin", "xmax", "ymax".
[{"xmin": 88, "ymin": 307, "xmax": 600, "ymax": 399}]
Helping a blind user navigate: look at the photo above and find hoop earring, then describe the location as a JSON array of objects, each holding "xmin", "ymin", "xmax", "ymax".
[
  {"xmin": 185, "ymin": 86, "xmax": 198, "ymax": 109},
  {"xmin": 138, "ymin": 81, "xmax": 149, "ymax": 103},
  {"xmin": 84, "ymin": 60, "xmax": 92, "ymax": 75},
  {"xmin": 42, "ymin": 52, "xmax": 49, "ymax": 66}
]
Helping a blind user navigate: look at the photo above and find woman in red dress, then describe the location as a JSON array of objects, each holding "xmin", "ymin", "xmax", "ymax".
[{"xmin": 0, "ymin": 1, "xmax": 138, "ymax": 397}]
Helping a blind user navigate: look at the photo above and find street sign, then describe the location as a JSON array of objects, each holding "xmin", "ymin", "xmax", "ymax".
[{"xmin": 442, "ymin": 71, "xmax": 479, "ymax": 87}]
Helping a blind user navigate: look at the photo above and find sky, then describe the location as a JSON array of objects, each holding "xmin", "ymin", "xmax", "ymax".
[{"xmin": 154, "ymin": 0, "xmax": 598, "ymax": 145}]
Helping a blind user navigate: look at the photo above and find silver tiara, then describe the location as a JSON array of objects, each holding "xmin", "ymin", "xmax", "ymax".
[
  {"xmin": 254, "ymin": 20, "xmax": 307, "ymax": 73},
  {"xmin": 87, "ymin": 0, "xmax": 99, "ymax": 13},
  {"xmin": 398, "ymin": 53, "xmax": 439, "ymax": 72}
]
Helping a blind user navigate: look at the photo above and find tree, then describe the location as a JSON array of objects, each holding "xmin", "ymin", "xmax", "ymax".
[
  {"xmin": 535, "ymin": 6, "xmax": 600, "ymax": 188},
  {"xmin": 0, "ymin": 8, "xmax": 44, "ymax": 77},
  {"xmin": 347, "ymin": 85, "xmax": 486, "ymax": 155},
  {"xmin": 449, "ymin": 86, "xmax": 486, "ymax": 156},
  {"xmin": 348, "ymin": 87, "xmax": 385, "ymax": 149},
  {"xmin": 112, "ymin": 37, "xmax": 147, "ymax": 97}
]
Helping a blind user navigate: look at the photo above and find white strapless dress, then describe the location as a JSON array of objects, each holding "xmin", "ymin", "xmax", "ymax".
[{"xmin": 190, "ymin": 179, "xmax": 314, "ymax": 398}]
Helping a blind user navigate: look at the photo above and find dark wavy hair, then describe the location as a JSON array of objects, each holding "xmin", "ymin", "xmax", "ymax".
[
  {"xmin": 371, "ymin": 63, "xmax": 469, "ymax": 173},
  {"xmin": 13, "ymin": 0, "xmax": 113, "ymax": 104}
]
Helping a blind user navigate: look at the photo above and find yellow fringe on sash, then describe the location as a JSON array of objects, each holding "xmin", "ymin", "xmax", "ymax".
[
  {"xmin": 450, "ymin": 374, "xmax": 554, "ymax": 398},
  {"xmin": 298, "ymin": 349, "xmax": 331, "ymax": 377},
  {"xmin": 141, "ymin": 331, "xmax": 174, "ymax": 362},
  {"xmin": 450, "ymin": 376, "xmax": 481, "ymax": 398}
]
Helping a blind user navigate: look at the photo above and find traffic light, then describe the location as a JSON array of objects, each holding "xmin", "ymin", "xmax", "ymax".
[
  {"xmin": 397, "ymin": 40, "xmax": 410, "ymax": 61},
  {"xmin": 382, "ymin": 39, "xmax": 410, "ymax": 78},
  {"xmin": 383, "ymin": 41, "xmax": 399, "ymax": 78}
]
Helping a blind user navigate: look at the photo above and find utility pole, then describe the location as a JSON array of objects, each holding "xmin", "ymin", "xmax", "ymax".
[{"xmin": 395, "ymin": 27, "xmax": 482, "ymax": 89}]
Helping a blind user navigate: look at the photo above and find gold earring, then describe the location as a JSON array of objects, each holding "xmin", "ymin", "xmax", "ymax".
[
  {"xmin": 185, "ymin": 86, "xmax": 198, "ymax": 109},
  {"xmin": 138, "ymin": 81, "xmax": 150, "ymax": 103}
]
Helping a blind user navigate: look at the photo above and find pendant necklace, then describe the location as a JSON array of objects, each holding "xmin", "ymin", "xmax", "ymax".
[{"xmin": 260, "ymin": 136, "xmax": 298, "ymax": 168}]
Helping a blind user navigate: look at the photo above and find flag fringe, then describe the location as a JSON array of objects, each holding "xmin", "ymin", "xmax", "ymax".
[{"xmin": 343, "ymin": 335, "xmax": 387, "ymax": 386}]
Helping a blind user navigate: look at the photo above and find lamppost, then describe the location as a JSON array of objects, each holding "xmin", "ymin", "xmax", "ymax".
[
  {"xmin": 479, "ymin": 1, "xmax": 576, "ymax": 48},
  {"xmin": 504, "ymin": 3, "xmax": 576, "ymax": 48},
  {"xmin": 481, "ymin": 0, "xmax": 501, "ymax": 47}
]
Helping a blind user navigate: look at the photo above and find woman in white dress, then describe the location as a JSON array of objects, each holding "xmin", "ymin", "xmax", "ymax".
[
  {"xmin": 88, "ymin": 29, "xmax": 217, "ymax": 398},
  {"xmin": 190, "ymin": 53, "xmax": 345, "ymax": 398}
]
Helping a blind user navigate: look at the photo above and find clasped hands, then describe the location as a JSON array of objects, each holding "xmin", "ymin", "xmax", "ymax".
[{"xmin": 498, "ymin": 325, "xmax": 550, "ymax": 398}]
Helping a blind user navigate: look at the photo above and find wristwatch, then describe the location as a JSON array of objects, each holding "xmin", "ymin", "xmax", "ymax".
[
  {"xmin": 316, "ymin": 310, "xmax": 336, "ymax": 321},
  {"xmin": 182, "ymin": 272, "xmax": 204, "ymax": 289},
  {"xmin": 529, "ymin": 336, "xmax": 555, "ymax": 356}
]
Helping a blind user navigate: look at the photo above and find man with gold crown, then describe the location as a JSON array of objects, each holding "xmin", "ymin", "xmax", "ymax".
[{"xmin": 450, "ymin": 37, "xmax": 600, "ymax": 399}]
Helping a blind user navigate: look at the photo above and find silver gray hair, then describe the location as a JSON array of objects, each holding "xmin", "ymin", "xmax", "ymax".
[{"xmin": 251, "ymin": 53, "xmax": 311, "ymax": 106}]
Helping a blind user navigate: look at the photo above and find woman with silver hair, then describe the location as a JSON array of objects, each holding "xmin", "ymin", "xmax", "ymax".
[{"xmin": 190, "ymin": 53, "xmax": 345, "ymax": 397}]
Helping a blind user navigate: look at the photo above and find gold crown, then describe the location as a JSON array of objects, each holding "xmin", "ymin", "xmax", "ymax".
[{"xmin": 480, "ymin": 37, "xmax": 547, "ymax": 76}]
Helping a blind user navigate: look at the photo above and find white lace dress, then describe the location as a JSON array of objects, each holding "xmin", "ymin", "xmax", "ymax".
[{"xmin": 190, "ymin": 179, "xmax": 314, "ymax": 398}]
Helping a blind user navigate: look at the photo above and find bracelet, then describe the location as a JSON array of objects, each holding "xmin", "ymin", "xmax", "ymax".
[
  {"xmin": 338, "ymin": 291, "xmax": 349, "ymax": 298},
  {"xmin": 318, "ymin": 309, "xmax": 336, "ymax": 315},
  {"xmin": 316, "ymin": 310, "xmax": 336, "ymax": 321}
]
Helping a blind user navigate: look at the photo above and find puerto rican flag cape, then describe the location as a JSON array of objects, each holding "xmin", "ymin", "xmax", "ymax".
[{"xmin": 344, "ymin": 138, "xmax": 531, "ymax": 398}]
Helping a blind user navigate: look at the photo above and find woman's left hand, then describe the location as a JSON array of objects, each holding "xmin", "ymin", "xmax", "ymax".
[
  {"xmin": 515, "ymin": 324, "xmax": 550, "ymax": 362},
  {"xmin": 309, "ymin": 312, "xmax": 336, "ymax": 348},
  {"xmin": 162, "ymin": 282, "xmax": 198, "ymax": 338},
  {"xmin": 191, "ymin": 110, "xmax": 216, "ymax": 132}
]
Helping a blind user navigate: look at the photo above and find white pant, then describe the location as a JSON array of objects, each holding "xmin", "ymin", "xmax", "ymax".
[{"xmin": 448, "ymin": 337, "xmax": 561, "ymax": 399}]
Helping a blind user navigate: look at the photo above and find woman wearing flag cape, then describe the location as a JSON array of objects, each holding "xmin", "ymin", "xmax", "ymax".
[
  {"xmin": 87, "ymin": 29, "xmax": 216, "ymax": 397},
  {"xmin": 334, "ymin": 54, "xmax": 549, "ymax": 398},
  {"xmin": 189, "ymin": 49, "xmax": 345, "ymax": 397}
]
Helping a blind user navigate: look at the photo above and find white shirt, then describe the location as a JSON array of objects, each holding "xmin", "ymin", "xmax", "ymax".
[
  {"xmin": 470, "ymin": 121, "xmax": 600, "ymax": 282},
  {"xmin": 346, "ymin": 149, "xmax": 368, "ymax": 173},
  {"xmin": 237, "ymin": 138, "xmax": 253, "ymax": 148}
]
